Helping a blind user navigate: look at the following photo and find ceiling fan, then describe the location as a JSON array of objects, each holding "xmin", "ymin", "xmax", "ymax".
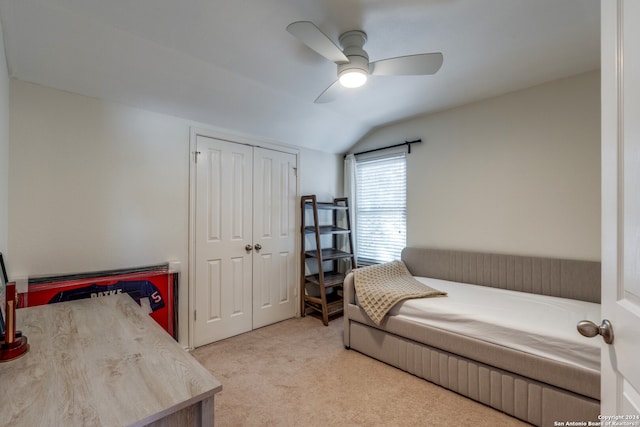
[{"xmin": 286, "ymin": 21, "xmax": 443, "ymax": 103}]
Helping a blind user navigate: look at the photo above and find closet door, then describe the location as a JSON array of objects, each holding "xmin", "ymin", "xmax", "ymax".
[
  {"xmin": 194, "ymin": 136, "xmax": 253, "ymax": 346},
  {"xmin": 193, "ymin": 136, "xmax": 298, "ymax": 347},
  {"xmin": 252, "ymin": 147, "xmax": 297, "ymax": 329}
]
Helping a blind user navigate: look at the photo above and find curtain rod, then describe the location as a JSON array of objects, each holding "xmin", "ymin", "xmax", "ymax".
[{"xmin": 345, "ymin": 139, "xmax": 422, "ymax": 158}]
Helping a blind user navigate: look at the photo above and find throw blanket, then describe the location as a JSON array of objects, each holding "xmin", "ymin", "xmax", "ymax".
[{"xmin": 354, "ymin": 260, "xmax": 446, "ymax": 325}]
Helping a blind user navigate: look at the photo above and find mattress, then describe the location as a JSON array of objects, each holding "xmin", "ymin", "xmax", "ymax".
[{"xmin": 386, "ymin": 277, "xmax": 601, "ymax": 372}]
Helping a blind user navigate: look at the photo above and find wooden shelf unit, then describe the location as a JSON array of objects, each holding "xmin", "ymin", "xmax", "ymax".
[{"xmin": 300, "ymin": 195, "xmax": 355, "ymax": 325}]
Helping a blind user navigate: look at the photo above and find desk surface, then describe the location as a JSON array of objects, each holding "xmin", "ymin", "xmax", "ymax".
[{"xmin": 0, "ymin": 294, "xmax": 222, "ymax": 426}]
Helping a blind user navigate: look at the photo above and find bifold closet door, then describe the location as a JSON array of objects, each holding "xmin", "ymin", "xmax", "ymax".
[{"xmin": 194, "ymin": 136, "xmax": 297, "ymax": 347}]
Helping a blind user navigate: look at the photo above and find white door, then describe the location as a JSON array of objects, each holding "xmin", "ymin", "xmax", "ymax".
[
  {"xmin": 193, "ymin": 136, "xmax": 298, "ymax": 346},
  {"xmin": 252, "ymin": 147, "xmax": 297, "ymax": 329},
  {"xmin": 194, "ymin": 136, "xmax": 253, "ymax": 346},
  {"xmin": 601, "ymin": 0, "xmax": 640, "ymax": 416}
]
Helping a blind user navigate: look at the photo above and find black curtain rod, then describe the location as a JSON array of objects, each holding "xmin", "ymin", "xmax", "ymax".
[{"xmin": 345, "ymin": 139, "xmax": 422, "ymax": 158}]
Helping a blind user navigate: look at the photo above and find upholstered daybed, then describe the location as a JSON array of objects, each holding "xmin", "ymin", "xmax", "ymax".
[{"xmin": 343, "ymin": 247, "xmax": 601, "ymax": 426}]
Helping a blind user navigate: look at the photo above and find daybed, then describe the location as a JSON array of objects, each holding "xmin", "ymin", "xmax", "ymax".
[{"xmin": 343, "ymin": 247, "xmax": 601, "ymax": 426}]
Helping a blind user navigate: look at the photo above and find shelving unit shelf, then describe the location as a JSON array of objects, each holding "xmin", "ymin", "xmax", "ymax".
[{"xmin": 300, "ymin": 195, "xmax": 356, "ymax": 325}]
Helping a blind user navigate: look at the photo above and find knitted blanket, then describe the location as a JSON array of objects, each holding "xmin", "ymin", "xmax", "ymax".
[{"xmin": 353, "ymin": 260, "xmax": 446, "ymax": 325}]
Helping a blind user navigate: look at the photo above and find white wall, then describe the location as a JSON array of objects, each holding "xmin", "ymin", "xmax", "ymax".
[
  {"xmin": 10, "ymin": 81, "xmax": 192, "ymax": 276},
  {"xmin": 299, "ymin": 147, "xmax": 342, "ymax": 200},
  {"xmin": 0, "ymin": 22, "xmax": 9, "ymax": 256},
  {"xmin": 8, "ymin": 80, "xmax": 340, "ymax": 344},
  {"xmin": 349, "ymin": 71, "xmax": 601, "ymax": 261},
  {"xmin": 10, "ymin": 80, "xmax": 193, "ymax": 343}
]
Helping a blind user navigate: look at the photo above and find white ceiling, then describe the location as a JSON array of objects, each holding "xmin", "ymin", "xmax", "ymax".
[{"xmin": 0, "ymin": 0, "xmax": 600, "ymax": 154}]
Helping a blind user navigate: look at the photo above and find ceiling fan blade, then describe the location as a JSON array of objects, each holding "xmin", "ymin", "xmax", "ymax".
[
  {"xmin": 287, "ymin": 21, "xmax": 349, "ymax": 64},
  {"xmin": 314, "ymin": 80, "xmax": 345, "ymax": 103},
  {"xmin": 370, "ymin": 53, "xmax": 443, "ymax": 76}
]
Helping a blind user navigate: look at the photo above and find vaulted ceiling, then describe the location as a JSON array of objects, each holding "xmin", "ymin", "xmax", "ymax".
[{"xmin": 0, "ymin": 0, "xmax": 600, "ymax": 153}]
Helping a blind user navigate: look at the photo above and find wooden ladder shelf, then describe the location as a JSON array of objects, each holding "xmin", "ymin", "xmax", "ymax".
[{"xmin": 300, "ymin": 195, "xmax": 356, "ymax": 325}]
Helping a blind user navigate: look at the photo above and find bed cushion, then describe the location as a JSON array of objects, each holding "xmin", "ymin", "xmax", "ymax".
[{"xmin": 389, "ymin": 277, "xmax": 601, "ymax": 372}]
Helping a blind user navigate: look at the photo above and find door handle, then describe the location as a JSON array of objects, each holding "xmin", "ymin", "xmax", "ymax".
[
  {"xmin": 254, "ymin": 244, "xmax": 262, "ymax": 252},
  {"xmin": 245, "ymin": 244, "xmax": 253, "ymax": 253},
  {"xmin": 577, "ymin": 319, "xmax": 614, "ymax": 344}
]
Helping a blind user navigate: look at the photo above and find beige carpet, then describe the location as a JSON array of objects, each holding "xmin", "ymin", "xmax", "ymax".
[{"xmin": 192, "ymin": 316, "xmax": 528, "ymax": 427}]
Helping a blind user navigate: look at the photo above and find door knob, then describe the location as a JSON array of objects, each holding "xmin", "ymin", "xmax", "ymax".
[
  {"xmin": 245, "ymin": 244, "xmax": 253, "ymax": 253},
  {"xmin": 577, "ymin": 319, "xmax": 614, "ymax": 344},
  {"xmin": 254, "ymin": 244, "xmax": 262, "ymax": 252}
]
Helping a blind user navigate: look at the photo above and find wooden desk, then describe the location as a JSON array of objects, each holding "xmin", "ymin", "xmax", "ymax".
[{"xmin": 0, "ymin": 294, "xmax": 222, "ymax": 426}]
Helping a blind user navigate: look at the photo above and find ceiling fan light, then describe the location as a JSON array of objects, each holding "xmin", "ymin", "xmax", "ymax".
[{"xmin": 339, "ymin": 69, "xmax": 367, "ymax": 88}]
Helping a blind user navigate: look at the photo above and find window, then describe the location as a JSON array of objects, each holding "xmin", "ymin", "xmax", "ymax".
[{"xmin": 355, "ymin": 153, "xmax": 406, "ymax": 264}]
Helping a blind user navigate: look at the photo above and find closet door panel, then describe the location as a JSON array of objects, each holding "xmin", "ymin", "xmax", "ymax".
[
  {"xmin": 252, "ymin": 148, "xmax": 297, "ymax": 328},
  {"xmin": 194, "ymin": 136, "xmax": 253, "ymax": 346}
]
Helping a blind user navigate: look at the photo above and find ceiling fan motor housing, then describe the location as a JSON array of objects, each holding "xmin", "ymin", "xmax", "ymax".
[{"xmin": 338, "ymin": 30, "xmax": 369, "ymax": 78}]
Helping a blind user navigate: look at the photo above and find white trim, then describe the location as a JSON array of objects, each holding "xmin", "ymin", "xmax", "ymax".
[
  {"xmin": 601, "ymin": 0, "xmax": 619, "ymax": 414},
  {"xmin": 187, "ymin": 126, "xmax": 300, "ymax": 349},
  {"xmin": 190, "ymin": 126, "xmax": 300, "ymax": 156}
]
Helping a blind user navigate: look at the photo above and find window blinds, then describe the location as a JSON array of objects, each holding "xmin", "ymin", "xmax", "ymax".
[{"xmin": 355, "ymin": 153, "xmax": 406, "ymax": 264}]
